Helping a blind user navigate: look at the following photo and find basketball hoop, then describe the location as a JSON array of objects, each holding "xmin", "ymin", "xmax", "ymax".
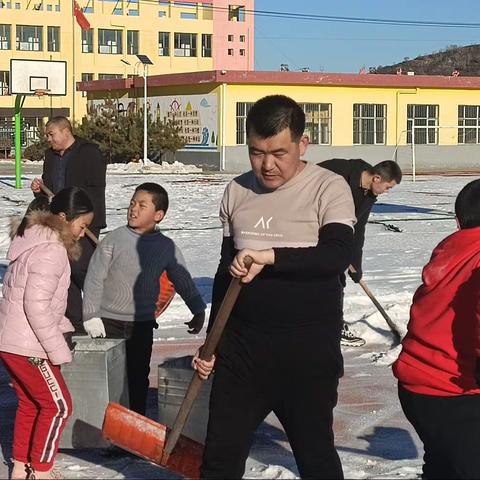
[{"xmin": 34, "ymin": 88, "xmax": 50, "ymax": 98}]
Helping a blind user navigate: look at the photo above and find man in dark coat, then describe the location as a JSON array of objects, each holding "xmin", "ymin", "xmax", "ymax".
[
  {"xmin": 319, "ymin": 158, "xmax": 402, "ymax": 346},
  {"xmin": 31, "ymin": 116, "xmax": 106, "ymax": 333}
]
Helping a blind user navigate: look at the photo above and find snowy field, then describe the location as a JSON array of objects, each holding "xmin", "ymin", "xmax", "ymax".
[{"xmin": 0, "ymin": 169, "xmax": 473, "ymax": 478}]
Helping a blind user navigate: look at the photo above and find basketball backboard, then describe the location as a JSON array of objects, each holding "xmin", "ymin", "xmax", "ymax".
[{"xmin": 10, "ymin": 59, "xmax": 67, "ymax": 96}]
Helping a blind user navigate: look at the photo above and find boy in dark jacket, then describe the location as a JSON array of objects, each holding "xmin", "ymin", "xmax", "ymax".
[
  {"xmin": 393, "ymin": 179, "xmax": 480, "ymax": 479},
  {"xmin": 319, "ymin": 158, "xmax": 402, "ymax": 346}
]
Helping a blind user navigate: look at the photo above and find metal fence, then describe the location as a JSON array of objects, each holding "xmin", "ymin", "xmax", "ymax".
[{"xmin": 0, "ymin": 122, "xmax": 40, "ymax": 158}]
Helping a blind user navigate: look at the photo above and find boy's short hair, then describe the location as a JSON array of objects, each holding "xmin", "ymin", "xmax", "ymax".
[
  {"xmin": 372, "ymin": 161, "xmax": 403, "ymax": 184},
  {"xmin": 455, "ymin": 179, "xmax": 480, "ymax": 229},
  {"xmin": 135, "ymin": 182, "xmax": 169, "ymax": 213},
  {"xmin": 246, "ymin": 95, "xmax": 305, "ymax": 141}
]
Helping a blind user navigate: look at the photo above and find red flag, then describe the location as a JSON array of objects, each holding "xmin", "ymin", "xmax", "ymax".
[{"xmin": 73, "ymin": 1, "xmax": 91, "ymax": 30}]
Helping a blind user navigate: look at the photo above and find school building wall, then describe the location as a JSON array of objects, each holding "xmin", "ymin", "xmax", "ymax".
[
  {"xmin": 0, "ymin": 0, "xmax": 254, "ymax": 131},
  {"xmin": 82, "ymin": 72, "xmax": 480, "ymax": 173}
]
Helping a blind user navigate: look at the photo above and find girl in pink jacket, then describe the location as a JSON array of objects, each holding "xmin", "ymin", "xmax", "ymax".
[{"xmin": 0, "ymin": 187, "xmax": 94, "ymax": 480}]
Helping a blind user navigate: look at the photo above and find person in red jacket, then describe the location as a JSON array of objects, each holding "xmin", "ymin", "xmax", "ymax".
[{"xmin": 393, "ymin": 178, "xmax": 480, "ymax": 479}]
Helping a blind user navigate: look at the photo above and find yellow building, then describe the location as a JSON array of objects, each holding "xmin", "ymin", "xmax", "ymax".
[
  {"xmin": 80, "ymin": 70, "xmax": 480, "ymax": 172},
  {"xmin": 0, "ymin": 0, "xmax": 254, "ymax": 135}
]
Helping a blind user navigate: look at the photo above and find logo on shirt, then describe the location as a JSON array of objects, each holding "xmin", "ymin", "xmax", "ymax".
[{"xmin": 254, "ymin": 216, "xmax": 273, "ymax": 229}]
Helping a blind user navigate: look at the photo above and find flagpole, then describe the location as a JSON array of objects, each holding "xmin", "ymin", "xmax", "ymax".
[{"xmin": 72, "ymin": 0, "xmax": 76, "ymax": 122}]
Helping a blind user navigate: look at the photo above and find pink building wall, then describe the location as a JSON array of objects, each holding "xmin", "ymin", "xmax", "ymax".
[{"xmin": 213, "ymin": 0, "xmax": 254, "ymax": 71}]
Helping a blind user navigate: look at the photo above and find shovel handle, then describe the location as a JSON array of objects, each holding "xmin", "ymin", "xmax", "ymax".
[
  {"xmin": 162, "ymin": 256, "xmax": 253, "ymax": 459},
  {"xmin": 349, "ymin": 265, "xmax": 402, "ymax": 343},
  {"xmin": 39, "ymin": 182, "xmax": 99, "ymax": 245}
]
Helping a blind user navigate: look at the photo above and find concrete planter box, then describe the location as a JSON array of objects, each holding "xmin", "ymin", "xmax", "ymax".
[
  {"xmin": 158, "ymin": 356, "xmax": 212, "ymax": 444},
  {"xmin": 60, "ymin": 337, "xmax": 129, "ymax": 449}
]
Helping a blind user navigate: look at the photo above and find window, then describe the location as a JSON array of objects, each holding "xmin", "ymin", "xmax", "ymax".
[
  {"xmin": 158, "ymin": 31, "xmax": 170, "ymax": 56},
  {"xmin": 227, "ymin": 48, "xmax": 233, "ymax": 55},
  {"xmin": 228, "ymin": 5, "xmax": 245, "ymax": 21},
  {"xmin": 239, "ymin": 48, "xmax": 245, "ymax": 56},
  {"xmin": 127, "ymin": 30, "xmax": 138, "ymax": 55},
  {"xmin": 458, "ymin": 105, "xmax": 480, "ymax": 144},
  {"xmin": 81, "ymin": 72, "xmax": 93, "ymax": 97},
  {"xmin": 98, "ymin": 29, "xmax": 122, "ymax": 54},
  {"xmin": 202, "ymin": 2, "xmax": 213, "ymax": 20},
  {"xmin": 201, "ymin": 33, "xmax": 211, "ymax": 57},
  {"xmin": 82, "ymin": 29, "xmax": 93, "ymax": 53},
  {"xmin": 228, "ymin": 34, "xmax": 234, "ymax": 41},
  {"xmin": 0, "ymin": 71, "xmax": 9, "ymax": 96},
  {"xmin": 299, "ymin": 103, "xmax": 331, "ymax": 144},
  {"xmin": 158, "ymin": 0, "xmax": 169, "ymax": 17},
  {"xmin": 174, "ymin": 32, "xmax": 196, "ymax": 57},
  {"xmin": 128, "ymin": 0, "xmax": 139, "ymax": 16},
  {"xmin": 239, "ymin": 34, "xmax": 245, "ymax": 42},
  {"xmin": 16, "ymin": 25, "xmax": 43, "ymax": 51},
  {"xmin": 0, "ymin": 24, "xmax": 11, "ymax": 50},
  {"xmin": 353, "ymin": 103, "xmax": 386, "ymax": 145},
  {"xmin": 407, "ymin": 104, "xmax": 438, "ymax": 144},
  {"xmin": 47, "ymin": 26, "xmax": 60, "ymax": 52},
  {"xmin": 236, "ymin": 102, "xmax": 254, "ymax": 144},
  {"xmin": 98, "ymin": 73, "xmax": 123, "ymax": 80},
  {"xmin": 15, "ymin": 2, "xmax": 20, "ymax": 9}
]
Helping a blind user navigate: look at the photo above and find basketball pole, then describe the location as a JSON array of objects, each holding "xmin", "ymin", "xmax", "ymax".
[{"xmin": 14, "ymin": 94, "xmax": 25, "ymax": 189}]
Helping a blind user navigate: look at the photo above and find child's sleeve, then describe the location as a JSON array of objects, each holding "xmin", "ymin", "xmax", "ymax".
[
  {"xmin": 82, "ymin": 235, "xmax": 114, "ymax": 321},
  {"xmin": 165, "ymin": 242, "xmax": 206, "ymax": 315},
  {"xmin": 24, "ymin": 243, "xmax": 72, "ymax": 365}
]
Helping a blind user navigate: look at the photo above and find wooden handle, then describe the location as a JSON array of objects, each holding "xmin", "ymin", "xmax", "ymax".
[
  {"xmin": 162, "ymin": 256, "xmax": 253, "ymax": 459},
  {"xmin": 39, "ymin": 183, "xmax": 99, "ymax": 245},
  {"xmin": 349, "ymin": 265, "xmax": 401, "ymax": 343}
]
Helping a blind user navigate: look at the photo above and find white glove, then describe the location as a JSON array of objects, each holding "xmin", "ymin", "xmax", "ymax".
[{"xmin": 83, "ymin": 317, "xmax": 106, "ymax": 338}]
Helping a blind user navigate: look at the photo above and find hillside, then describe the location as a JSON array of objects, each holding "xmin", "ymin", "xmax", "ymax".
[{"xmin": 373, "ymin": 44, "xmax": 480, "ymax": 76}]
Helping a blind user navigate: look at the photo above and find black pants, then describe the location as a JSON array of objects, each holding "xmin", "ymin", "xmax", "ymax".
[
  {"xmin": 66, "ymin": 227, "xmax": 99, "ymax": 334},
  {"xmin": 103, "ymin": 318, "xmax": 155, "ymax": 415},
  {"xmin": 201, "ymin": 325, "xmax": 343, "ymax": 480},
  {"xmin": 398, "ymin": 384, "xmax": 480, "ymax": 479}
]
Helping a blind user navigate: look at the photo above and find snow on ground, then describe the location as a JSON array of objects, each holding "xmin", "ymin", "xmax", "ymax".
[{"xmin": 0, "ymin": 169, "xmax": 476, "ymax": 479}]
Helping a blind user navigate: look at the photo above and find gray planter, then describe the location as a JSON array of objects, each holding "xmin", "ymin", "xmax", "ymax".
[{"xmin": 60, "ymin": 337, "xmax": 129, "ymax": 449}]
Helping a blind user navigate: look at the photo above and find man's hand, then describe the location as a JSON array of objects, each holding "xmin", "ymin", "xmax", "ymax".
[
  {"xmin": 31, "ymin": 178, "xmax": 43, "ymax": 194},
  {"xmin": 185, "ymin": 311, "xmax": 205, "ymax": 334},
  {"xmin": 192, "ymin": 348, "xmax": 216, "ymax": 380},
  {"xmin": 83, "ymin": 317, "xmax": 106, "ymax": 338},
  {"xmin": 348, "ymin": 268, "xmax": 363, "ymax": 283},
  {"xmin": 229, "ymin": 248, "xmax": 274, "ymax": 283}
]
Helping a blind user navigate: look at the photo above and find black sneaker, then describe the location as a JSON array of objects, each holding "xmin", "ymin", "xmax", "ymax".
[{"xmin": 341, "ymin": 324, "xmax": 366, "ymax": 347}]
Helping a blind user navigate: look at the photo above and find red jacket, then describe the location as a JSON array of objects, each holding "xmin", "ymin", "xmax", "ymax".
[{"xmin": 393, "ymin": 227, "xmax": 480, "ymax": 396}]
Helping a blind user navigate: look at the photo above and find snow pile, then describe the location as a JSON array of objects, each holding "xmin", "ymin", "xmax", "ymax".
[{"xmin": 107, "ymin": 161, "xmax": 202, "ymax": 174}]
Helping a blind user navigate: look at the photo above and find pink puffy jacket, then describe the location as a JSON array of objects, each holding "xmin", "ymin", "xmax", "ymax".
[{"xmin": 0, "ymin": 211, "xmax": 79, "ymax": 365}]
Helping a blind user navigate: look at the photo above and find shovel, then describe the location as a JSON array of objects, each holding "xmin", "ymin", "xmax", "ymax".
[
  {"xmin": 349, "ymin": 265, "xmax": 402, "ymax": 344},
  {"xmin": 102, "ymin": 257, "xmax": 253, "ymax": 478}
]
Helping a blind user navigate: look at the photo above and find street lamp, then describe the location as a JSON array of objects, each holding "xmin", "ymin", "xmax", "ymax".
[{"xmin": 136, "ymin": 54, "xmax": 153, "ymax": 165}]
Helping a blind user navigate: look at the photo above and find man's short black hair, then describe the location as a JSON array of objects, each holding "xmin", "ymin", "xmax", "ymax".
[
  {"xmin": 135, "ymin": 182, "xmax": 169, "ymax": 213},
  {"xmin": 455, "ymin": 179, "xmax": 480, "ymax": 229},
  {"xmin": 372, "ymin": 161, "xmax": 403, "ymax": 184},
  {"xmin": 246, "ymin": 95, "xmax": 305, "ymax": 141}
]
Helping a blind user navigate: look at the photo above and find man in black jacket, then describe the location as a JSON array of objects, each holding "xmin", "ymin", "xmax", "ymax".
[
  {"xmin": 31, "ymin": 116, "xmax": 106, "ymax": 333},
  {"xmin": 319, "ymin": 158, "xmax": 402, "ymax": 346}
]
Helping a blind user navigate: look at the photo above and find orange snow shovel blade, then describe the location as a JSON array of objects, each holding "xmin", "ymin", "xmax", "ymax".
[
  {"xmin": 102, "ymin": 402, "xmax": 203, "ymax": 478},
  {"xmin": 102, "ymin": 257, "xmax": 252, "ymax": 479}
]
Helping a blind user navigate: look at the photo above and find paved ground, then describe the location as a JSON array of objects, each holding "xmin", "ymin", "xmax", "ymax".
[{"xmin": 0, "ymin": 339, "xmax": 423, "ymax": 479}]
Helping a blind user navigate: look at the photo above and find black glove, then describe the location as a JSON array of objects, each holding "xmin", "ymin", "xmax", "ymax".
[{"xmin": 348, "ymin": 268, "xmax": 363, "ymax": 283}]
